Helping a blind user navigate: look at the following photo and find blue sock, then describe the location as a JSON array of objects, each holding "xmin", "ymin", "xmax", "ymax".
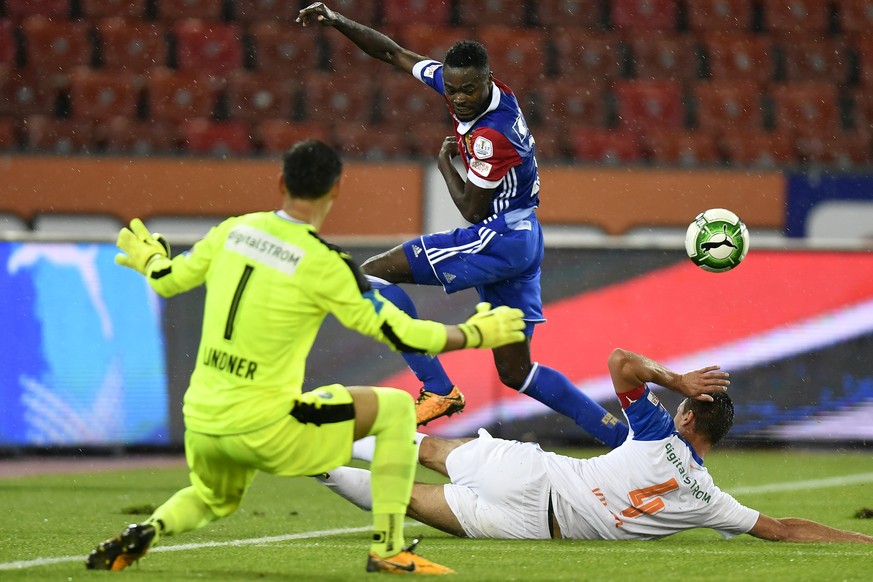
[
  {"xmin": 521, "ymin": 363, "xmax": 629, "ymax": 448},
  {"xmin": 367, "ymin": 276, "xmax": 454, "ymax": 396}
]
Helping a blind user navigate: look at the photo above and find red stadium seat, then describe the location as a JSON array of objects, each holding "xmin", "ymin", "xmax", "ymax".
[
  {"xmin": 794, "ymin": 129, "xmax": 871, "ymax": 167},
  {"xmin": 233, "ymin": 0, "xmax": 299, "ymax": 23},
  {"xmin": 0, "ymin": 116, "xmax": 17, "ymax": 149},
  {"xmin": 96, "ymin": 18, "xmax": 168, "ymax": 73},
  {"xmin": 68, "ymin": 67, "xmax": 141, "ymax": 122},
  {"xmin": 529, "ymin": 123, "xmax": 568, "ymax": 161},
  {"xmin": 80, "ymin": 0, "xmax": 147, "ymax": 19},
  {"xmin": 397, "ymin": 24, "xmax": 460, "ymax": 63},
  {"xmin": 769, "ymin": 82, "xmax": 840, "ymax": 135},
  {"xmin": 321, "ymin": 0, "xmax": 378, "ymax": 25},
  {"xmin": 324, "ymin": 25, "xmax": 401, "ymax": 76},
  {"xmin": 4, "ymin": 0, "xmax": 70, "ymax": 20},
  {"xmin": 23, "ymin": 115, "xmax": 97, "ymax": 153},
  {"xmin": 686, "ymin": 0, "xmax": 754, "ymax": 32},
  {"xmin": 533, "ymin": 0, "xmax": 602, "ymax": 29},
  {"xmin": 299, "ymin": 71, "xmax": 376, "ymax": 124},
  {"xmin": 378, "ymin": 71, "xmax": 446, "ymax": 125},
  {"xmin": 0, "ymin": 20, "xmax": 14, "ymax": 65},
  {"xmin": 854, "ymin": 37, "xmax": 873, "ymax": 87},
  {"xmin": 627, "ymin": 33, "xmax": 701, "ymax": 81},
  {"xmin": 718, "ymin": 130, "xmax": 797, "ymax": 167},
  {"xmin": 551, "ymin": 29, "xmax": 624, "ymax": 80},
  {"xmin": 613, "ymin": 79, "xmax": 685, "ymax": 132},
  {"xmin": 702, "ymin": 34, "xmax": 775, "ymax": 86},
  {"xmin": 568, "ymin": 127, "xmax": 643, "ymax": 164},
  {"xmin": 853, "ymin": 89, "xmax": 873, "ymax": 131},
  {"xmin": 180, "ymin": 119, "xmax": 253, "ymax": 155},
  {"xmin": 780, "ymin": 37, "xmax": 851, "ymax": 84},
  {"xmin": 104, "ymin": 117, "xmax": 178, "ymax": 154},
  {"xmin": 145, "ymin": 68, "xmax": 218, "ymax": 123},
  {"xmin": 254, "ymin": 120, "xmax": 331, "ymax": 154},
  {"xmin": 836, "ymin": 0, "xmax": 873, "ymax": 35},
  {"xmin": 173, "ymin": 20, "xmax": 244, "ymax": 76},
  {"xmin": 533, "ymin": 79, "xmax": 607, "ymax": 127},
  {"xmin": 610, "ymin": 0, "xmax": 678, "ymax": 32},
  {"xmin": 156, "ymin": 0, "xmax": 223, "ymax": 21},
  {"xmin": 382, "ymin": 0, "xmax": 450, "ymax": 26},
  {"xmin": 458, "ymin": 0, "xmax": 527, "ymax": 27},
  {"xmin": 225, "ymin": 71, "xmax": 295, "ymax": 122},
  {"xmin": 402, "ymin": 121, "xmax": 455, "ymax": 159},
  {"xmin": 475, "ymin": 26, "xmax": 547, "ymax": 80},
  {"xmin": 21, "ymin": 16, "xmax": 92, "ymax": 72},
  {"xmin": 761, "ymin": 0, "xmax": 830, "ymax": 35},
  {"xmin": 692, "ymin": 81, "xmax": 763, "ymax": 133},
  {"xmin": 0, "ymin": 67, "xmax": 61, "ymax": 116},
  {"xmin": 248, "ymin": 22, "xmax": 319, "ymax": 78},
  {"xmin": 641, "ymin": 129, "xmax": 720, "ymax": 166},
  {"xmin": 336, "ymin": 122, "xmax": 408, "ymax": 160}
]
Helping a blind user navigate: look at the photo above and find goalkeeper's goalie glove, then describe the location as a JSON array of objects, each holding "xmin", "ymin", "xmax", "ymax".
[
  {"xmin": 115, "ymin": 218, "xmax": 171, "ymax": 275},
  {"xmin": 458, "ymin": 302, "xmax": 526, "ymax": 349}
]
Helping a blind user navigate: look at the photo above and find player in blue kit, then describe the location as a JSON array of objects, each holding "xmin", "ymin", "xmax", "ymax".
[{"xmin": 298, "ymin": 3, "xmax": 629, "ymax": 446}]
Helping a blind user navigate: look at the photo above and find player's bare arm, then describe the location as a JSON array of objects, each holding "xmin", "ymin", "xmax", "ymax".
[
  {"xmin": 438, "ymin": 136, "xmax": 495, "ymax": 223},
  {"xmin": 608, "ymin": 348, "xmax": 729, "ymax": 401},
  {"xmin": 296, "ymin": 2, "xmax": 426, "ymax": 75},
  {"xmin": 748, "ymin": 514, "xmax": 873, "ymax": 543}
]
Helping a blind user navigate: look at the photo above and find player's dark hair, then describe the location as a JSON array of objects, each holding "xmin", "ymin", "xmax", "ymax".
[
  {"xmin": 444, "ymin": 40, "xmax": 489, "ymax": 72},
  {"xmin": 687, "ymin": 392, "xmax": 734, "ymax": 446},
  {"xmin": 282, "ymin": 139, "xmax": 343, "ymax": 200}
]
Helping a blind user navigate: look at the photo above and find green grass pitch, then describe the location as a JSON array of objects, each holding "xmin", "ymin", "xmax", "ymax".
[{"xmin": 2, "ymin": 447, "xmax": 872, "ymax": 581}]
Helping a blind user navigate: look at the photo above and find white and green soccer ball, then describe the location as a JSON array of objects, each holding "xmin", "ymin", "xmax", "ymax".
[{"xmin": 685, "ymin": 208, "xmax": 750, "ymax": 273}]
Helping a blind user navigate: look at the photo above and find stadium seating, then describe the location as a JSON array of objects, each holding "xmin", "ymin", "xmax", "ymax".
[
  {"xmin": 0, "ymin": 20, "xmax": 14, "ymax": 65},
  {"xmin": 300, "ymin": 71, "xmax": 376, "ymax": 124},
  {"xmin": 641, "ymin": 129, "xmax": 720, "ymax": 166},
  {"xmin": 80, "ymin": 0, "xmax": 147, "ymax": 19},
  {"xmin": 780, "ymin": 37, "xmax": 851, "ymax": 84},
  {"xmin": 718, "ymin": 130, "xmax": 797, "ymax": 168},
  {"xmin": 702, "ymin": 34, "xmax": 775, "ymax": 86},
  {"xmin": 382, "ymin": 0, "xmax": 451, "ymax": 26},
  {"xmin": 320, "ymin": 0, "xmax": 378, "ymax": 25},
  {"xmin": 568, "ymin": 127, "xmax": 643, "ymax": 164},
  {"xmin": 613, "ymin": 79, "xmax": 685, "ymax": 131},
  {"xmin": 1, "ymin": 68, "xmax": 62, "ymax": 116},
  {"xmin": 794, "ymin": 130, "xmax": 871, "ymax": 167},
  {"xmin": 225, "ymin": 71, "xmax": 295, "ymax": 123},
  {"xmin": 155, "ymin": 0, "xmax": 223, "ymax": 21},
  {"xmin": 254, "ymin": 120, "xmax": 331, "ymax": 154},
  {"xmin": 4, "ymin": 0, "xmax": 71, "ymax": 20},
  {"xmin": 232, "ymin": 0, "xmax": 299, "ymax": 23},
  {"xmin": 854, "ymin": 37, "xmax": 873, "ymax": 87},
  {"xmin": 173, "ymin": 20, "xmax": 244, "ymax": 76},
  {"xmin": 692, "ymin": 81, "xmax": 764, "ymax": 133},
  {"xmin": 457, "ymin": 0, "xmax": 527, "ymax": 27},
  {"xmin": 769, "ymin": 82, "xmax": 841, "ymax": 136},
  {"xmin": 23, "ymin": 115, "xmax": 98, "ymax": 153},
  {"xmin": 0, "ymin": 117, "xmax": 16, "ymax": 150},
  {"xmin": 627, "ymin": 33, "xmax": 701, "ymax": 81},
  {"xmin": 475, "ymin": 26, "xmax": 547, "ymax": 80},
  {"xmin": 180, "ymin": 119, "xmax": 253, "ymax": 155},
  {"xmin": 402, "ymin": 121, "xmax": 455, "ymax": 159},
  {"xmin": 397, "ymin": 24, "xmax": 460, "ymax": 62},
  {"xmin": 533, "ymin": 0, "xmax": 602, "ymax": 29},
  {"xmin": 610, "ymin": 0, "xmax": 678, "ymax": 32},
  {"xmin": 761, "ymin": 0, "xmax": 830, "ymax": 35},
  {"xmin": 96, "ymin": 18, "xmax": 169, "ymax": 73},
  {"xmin": 529, "ymin": 123, "xmax": 568, "ymax": 161},
  {"xmin": 686, "ymin": 0, "xmax": 754, "ymax": 32},
  {"xmin": 550, "ymin": 29, "xmax": 625, "ymax": 80},
  {"xmin": 337, "ymin": 122, "xmax": 408, "ymax": 160},
  {"xmin": 20, "ymin": 16, "xmax": 92, "ymax": 72},
  {"xmin": 247, "ymin": 22, "xmax": 319, "ymax": 78},
  {"xmin": 852, "ymin": 90, "xmax": 873, "ymax": 131},
  {"xmin": 836, "ymin": 0, "xmax": 873, "ymax": 35},
  {"xmin": 103, "ymin": 117, "xmax": 179, "ymax": 154},
  {"xmin": 145, "ymin": 68, "xmax": 218, "ymax": 123},
  {"xmin": 532, "ymin": 79, "xmax": 607, "ymax": 127},
  {"xmin": 68, "ymin": 68, "xmax": 141, "ymax": 122},
  {"xmin": 377, "ymin": 72, "xmax": 446, "ymax": 125}
]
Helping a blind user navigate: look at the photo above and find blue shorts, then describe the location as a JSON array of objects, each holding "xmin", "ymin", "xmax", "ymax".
[{"xmin": 403, "ymin": 211, "xmax": 545, "ymax": 334}]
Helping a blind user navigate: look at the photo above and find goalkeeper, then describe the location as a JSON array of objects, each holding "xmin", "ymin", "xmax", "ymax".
[{"xmin": 85, "ymin": 139, "xmax": 525, "ymax": 576}]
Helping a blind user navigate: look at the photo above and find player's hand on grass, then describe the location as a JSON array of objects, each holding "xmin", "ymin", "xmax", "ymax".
[
  {"xmin": 676, "ymin": 366, "xmax": 730, "ymax": 402},
  {"xmin": 115, "ymin": 218, "xmax": 170, "ymax": 275},
  {"xmin": 458, "ymin": 302, "xmax": 526, "ymax": 349},
  {"xmin": 297, "ymin": 2, "xmax": 339, "ymax": 26}
]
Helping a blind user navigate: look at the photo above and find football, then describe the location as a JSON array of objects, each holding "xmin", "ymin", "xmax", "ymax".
[{"xmin": 684, "ymin": 208, "xmax": 750, "ymax": 272}]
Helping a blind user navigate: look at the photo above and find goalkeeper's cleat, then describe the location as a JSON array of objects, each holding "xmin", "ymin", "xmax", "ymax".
[
  {"xmin": 415, "ymin": 386, "xmax": 465, "ymax": 426},
  {"xmin": 366, "ymin": 539, "xmax": 455, "ymax": 575},
  {"xmin": 85, "ymin": 523, "xmax": 156, "ymax": 571}
]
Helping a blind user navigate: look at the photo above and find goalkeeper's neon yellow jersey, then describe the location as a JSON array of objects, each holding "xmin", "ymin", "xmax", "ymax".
[{"xmin": 145, "ymin": 210, "xmax": 448, "ymax": 435}]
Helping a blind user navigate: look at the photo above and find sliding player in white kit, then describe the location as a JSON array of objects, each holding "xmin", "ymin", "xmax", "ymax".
[{"xmin": 319, "ymin": 348, "xmax": 873, "ymax": 543}]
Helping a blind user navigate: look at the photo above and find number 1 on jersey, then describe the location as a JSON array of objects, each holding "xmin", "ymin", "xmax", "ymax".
[{"xmin": 225, "ymin": 265, "xmax": 254, "ymax": 340}]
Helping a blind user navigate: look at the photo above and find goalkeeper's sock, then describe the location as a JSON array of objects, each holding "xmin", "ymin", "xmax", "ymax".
[
  {"xmin": 146, "ymin": 486, "xmax": 220, "ymax": 536},
  {"xmin": 352, "ymin": 432, "xmax": 426, "ymax": 463},
  {"xmin": 366, "ymin": 387, "xmax": 418, "ymax": 556},
  {"xmin": 367, "ymin": 276, "xmax": 454, "ymax": 396},
  {"xmin": 520, "ymin": 363, "xmax": 629, "ymax": 448},
  {"xmin": 317, "ymin": 466, "xmax": 373, "ymax": 510}
]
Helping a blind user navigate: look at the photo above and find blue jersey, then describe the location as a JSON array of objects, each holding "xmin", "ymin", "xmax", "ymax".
[{"xmin": 412, "ymin": 59, "xmax": 541, "ymax": 222}]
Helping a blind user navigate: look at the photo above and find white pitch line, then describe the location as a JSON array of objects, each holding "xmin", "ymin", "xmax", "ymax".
[{"xmin": 4, "ymin": 470, "xmax": 873, "ymax": 571}]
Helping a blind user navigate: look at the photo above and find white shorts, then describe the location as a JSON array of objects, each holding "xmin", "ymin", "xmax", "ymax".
[{"xmin": 442, "ymin": 429, "xmax": 551, "ymax": 539}]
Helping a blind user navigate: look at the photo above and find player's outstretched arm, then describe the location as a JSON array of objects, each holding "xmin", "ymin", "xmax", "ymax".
[
  {"xmin": 607, "ymin": 348, "xmax": 730, "ymax": 401},
  {"xmin": 296, "ymin": 2, "xmax": 426, "ymax": 74},
  {"xmin": 748, "ymin": 514, "xmax": 873, "ymax": 543},
  {"xmin": 115, "ymin": 218, "xmax": 170, "ymax": 276}
]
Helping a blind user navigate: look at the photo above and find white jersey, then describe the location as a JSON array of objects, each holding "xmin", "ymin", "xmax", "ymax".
[{"xmin": 543, "ymin": 387, "xmax": 759, "ymax": 540}]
